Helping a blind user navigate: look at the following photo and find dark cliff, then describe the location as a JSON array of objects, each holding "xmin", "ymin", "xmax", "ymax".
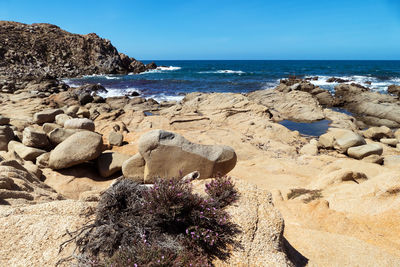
[{"xmin": 0, "ymin": 21, "xmax": 156, "ymax": 80}]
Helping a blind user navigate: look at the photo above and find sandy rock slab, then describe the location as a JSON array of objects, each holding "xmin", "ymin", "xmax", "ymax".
[
  {"xmin": 194, "ymin": 178, "xmax": 295, "ymax": 267},
  {"xmin": 0, "ymin": 200, "xmax": 94, "ymax": 267}
]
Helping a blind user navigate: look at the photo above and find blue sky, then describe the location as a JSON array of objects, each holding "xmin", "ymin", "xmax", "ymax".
[{"xmin": 1, "ymin": 0, "xmax": 400, "ymax": 60}]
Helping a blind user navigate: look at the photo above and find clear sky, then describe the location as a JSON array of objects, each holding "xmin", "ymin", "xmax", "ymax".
[{"xmin": 1, "ymin": 0, "xmax": 400, "ymax": 60}]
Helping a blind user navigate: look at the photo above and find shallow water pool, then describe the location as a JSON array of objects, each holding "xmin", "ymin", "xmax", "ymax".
[{"xmin": 279, "ymin": 119, "xmax": 331, "ymax": 136}]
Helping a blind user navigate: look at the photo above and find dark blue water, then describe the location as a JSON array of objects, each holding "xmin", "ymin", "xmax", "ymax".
[
  {"xmin": 64, "ymin": 60, "xmax": 400, "ymax": 101},
  {"xmin": 279, "ymin": 120, "xmax": 332, "ymax": 136}
]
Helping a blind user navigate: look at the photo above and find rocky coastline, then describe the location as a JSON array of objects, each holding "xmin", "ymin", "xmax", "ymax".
[
  {"xmin": 0, "ymin": 21, "xmax": 157, "ymax": 93},
  {"xmin": 1, "ymin": 22, "xmax": 400, "ymax": 266}
]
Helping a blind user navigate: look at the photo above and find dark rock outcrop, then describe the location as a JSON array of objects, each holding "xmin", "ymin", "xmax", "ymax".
[{"xmin": 0, "ymin": 21, "xmax": 157, "ymax": 82}]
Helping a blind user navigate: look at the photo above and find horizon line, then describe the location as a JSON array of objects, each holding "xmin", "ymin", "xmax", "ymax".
[{"xmin": 141, "ymin": 59, "xmax": 400, "ymax": 61}]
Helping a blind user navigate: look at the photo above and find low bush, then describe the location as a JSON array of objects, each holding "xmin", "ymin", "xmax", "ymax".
[{"xmin": 62, "ymin": 176, "xmax": 240, "ymax": 266}]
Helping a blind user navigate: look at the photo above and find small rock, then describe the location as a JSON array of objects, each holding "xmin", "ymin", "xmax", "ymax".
[
  {"xmin": 36, "ymin": 152, "xmax": 50, "ymax": 168},
  {"xmin": 48, "ymin": 131, "xmax": 103, "ymax": 169},
  {"xmin": 55, "ymin": 114, "xmax": 72, "ymax": 126},
  {"xmin": 42, "ymin": 123, "xmax": 61, "ymax": 134},
  {"xmin": 64, "ymin": 118, "xmax": 95, "ymax": 131},
  {"xmin": 0, "ymin": 125, "xmax": 15, "ymax": 151},
  {"xmin": 333, "ymin": 130, "xmax": 366, "ymax": 153},
  {"xmin": 8, "ymin": 141, "xmax": 46, "ymax": 161},
  {"xmin": 76, "ymin": 107, "xmax": 90, "ymax": 118},
  {"xmin": 362, "ymin": 154, "xmax": 384, "ymax": 164},
  {"xmin": 78, "ymin": 93, "xmax": 93, "ymax": 105},
  {"xmin": 33, "ymin": 109, "xmax": 64, "ymax": 124},
  {"xmin": 363, "ymin": 126, "xmax": 393, "ymax": 140},
  {"xmin": 380, "ymin": 138, "xmax": 398, "ymax": 147},
  {"xmin": 0, "ymin": 116, "xmax": 10, "ymax": 125},
  {"xmin": 66, "ymin": 105, "xmax": 80, "ymax": 117},
  {"xmin": 22, "ymin": 127, "xmax": 49, "ymax": 149},
  {"xmin": 395, "ymin": 129, "xmax": 400, "ymax": 141},
  {"xmin": 299, "ymin": 142, "xmax": 318, "ymax": 156},
  {"xmin": 23, "ymin": 161, "xmax": 42, "ymax": 179},
  {"xmin": 97, "ymin": 151, "xmax": 131, "ymax": 178},
  {"xmin": 347, "ymin": 144, "xmax": 383, "ymax": 160},
  {"xmin": 108, "ymin": 131, "xmax": 123, "ymax": 146}
]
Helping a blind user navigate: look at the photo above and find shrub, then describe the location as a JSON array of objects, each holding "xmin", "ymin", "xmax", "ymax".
[
  {"xmin": 62, "ymin": 177, "xmax": 240, "ymax": 266},
  {"xmin": 205, "ymin": 176, "xmax": 238, "ymax": 208}
]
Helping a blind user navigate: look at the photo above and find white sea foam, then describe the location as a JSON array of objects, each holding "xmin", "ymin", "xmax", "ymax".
[
  {"xmin": 137, "ymin": 66, "xmax": 181, "ymax": 74},
  {"xmin": 157, "ymin": 66, "xmax": 181, "ymax": 71},
  {"xmin": 198, "ymin": 70, "xmax": 245, "ymax": 74},
  {"xmin": 98, "ymin": 87, "xmax": 141, "ymax": 98},
  {"xmin": 306, "ymin": 75, "xmax": 400, "ymax": 93},
  {"xmin": 149, "ymin": 94, "xmax": 184, "ymax": 102}
]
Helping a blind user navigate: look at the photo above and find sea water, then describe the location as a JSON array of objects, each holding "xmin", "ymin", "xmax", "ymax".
[{"xmin": 64, "ymin": 60, "xmax": 400, "ymax": 102}]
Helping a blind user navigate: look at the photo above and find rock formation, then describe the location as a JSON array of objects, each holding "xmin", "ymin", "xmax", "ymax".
[{"xmin": 0, "ymin": 21, "xmax": 156, "ymax": 89}]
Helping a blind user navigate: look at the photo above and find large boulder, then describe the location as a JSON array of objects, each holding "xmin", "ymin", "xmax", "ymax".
[
  {"xmin": 8, "ymin": 141, "xmax": 46, "ymax": 161},
  {"xmin": 96, "ymin": 151, "xmax": 130, "ymax": 178},
  {"xmin": 64, "ymin": 118, "xmax": 95, "ymax": 131},
  {"xmin": 33, "ymin": 109, "xmax": 63, "ymax": 124},
  {"xmin": 48, "ymin": 128, "xmax": 80, "ymax": 145},
  {"xmin": 121, "ymin": 153, "xmax": 146, "ymax": 182},
  {"xmin": 248, "ymin": 89, "xmax": 325, "ymax": 122},
  {"xmin": 48, "ymin": 131, "xmax": 103, "ymax": 169},
  {"xmin": 138, "ymin": 130, "xmax": 237, "ymax": 182},
  {"xmin": 334, "ymin": 84, "xmax": 400, "ymax": 128},
  {"xmin": 0, "ymin": 125, "xmax": 14, "ymax": 151},
  {"xmin": 347, "ymin": 144, "xmax": 383, "ymax": 160},
  {"xmin": 22, "ymin": 127, "xmax": 49, "ymax": 149}
]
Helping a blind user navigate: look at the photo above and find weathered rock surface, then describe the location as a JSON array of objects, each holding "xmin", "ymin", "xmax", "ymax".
[
  {"xmin": 334, "ymin": 84, "xmax": 400, "ymax": 128},
  {"xmin": 108, "ymin": 131, "xmax": 123, "ymax": 146},
  {"xmin": 48, "ymin": 128, "xmax": 80, "ymax": 145},
  {"xmin": 42, "ymin": 123, "xmax": 61, "ymax": 134},
  {"xmin": 347, "ymin": 144, "xmax": 383, "ymax": 160},
  {"xmin": 22, "ymin": 127, "xmax": 49, "ymax": 148},
  {"xmin": 121, "ymin": 153, "xmax": 146, "ymax": 182},
  {"xmin": 48, "ymin": 131, "xmax": 103, "ymax": 169},
  {"xmin": 0, "ymin": 200, "xmax": 92, "ymax": 266},
  {"xmin": 363, "ymin": 126, "xmax": 393, "ymax": 140},
  {"xmin": 96, "ymin": 151, "xmax": 130, "ymax": 178},
  {"xmin": 380, "ymin": 138, "xmax": 398, "ymax": 147},
  {"xmin": 0, "ymin": 116, "xmax": 10, "ymax": 125},
  {"xmin": 195, "ymin": 178, "xmax": 294, "ymax": 266},
  {"xmin": 319, "ymin": 128, "xmax": 366, "ymax": 153},
  {"xmin": 55, "ymin": 114, "xmax": 72, "ymax": 126},
  {"xmin": 248, "ymin": 89, "xmax": 325, "ymax": 122},
  {"xmin": 0, "ymin": 125, "xmax": 14, "ymax": 151},
  {"xmin": 64, "ymin": 118, "xmax": 95, "ymax": 131},
  {"xmin": 139, "ymin": 130, "xmax": 237, "ymax": 182},
  {"xmin": 0, "ymin": 159, "xmax": 60, "ymax": 205},
  {"xmin": 334, "ymin": 131, "xmax": 366, "ymax": 153},
  {"xmin": 388, "ymin": 84, "xmax": 400, "ymax": 97},
  {"xmin": 33, "ymin": 109, "xmax": 63, "ymax": 124},
  {"xmin": 8, "ymin": 141, "xmax": 46, "ymax": 161}
]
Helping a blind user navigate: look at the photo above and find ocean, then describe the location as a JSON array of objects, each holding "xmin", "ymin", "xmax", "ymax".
[{"xmin": 64, "ymin": 60, "xmax": 400, "ymax": 102}]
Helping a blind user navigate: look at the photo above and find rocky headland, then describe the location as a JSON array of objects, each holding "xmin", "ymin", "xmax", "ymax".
[
  {"xmin": 0, "ymin": 21, "xmax": 156, "ymax": 93},
  {"xmin": 1, "ymin": 22, "xmax": 400, "ymax": 266}
]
